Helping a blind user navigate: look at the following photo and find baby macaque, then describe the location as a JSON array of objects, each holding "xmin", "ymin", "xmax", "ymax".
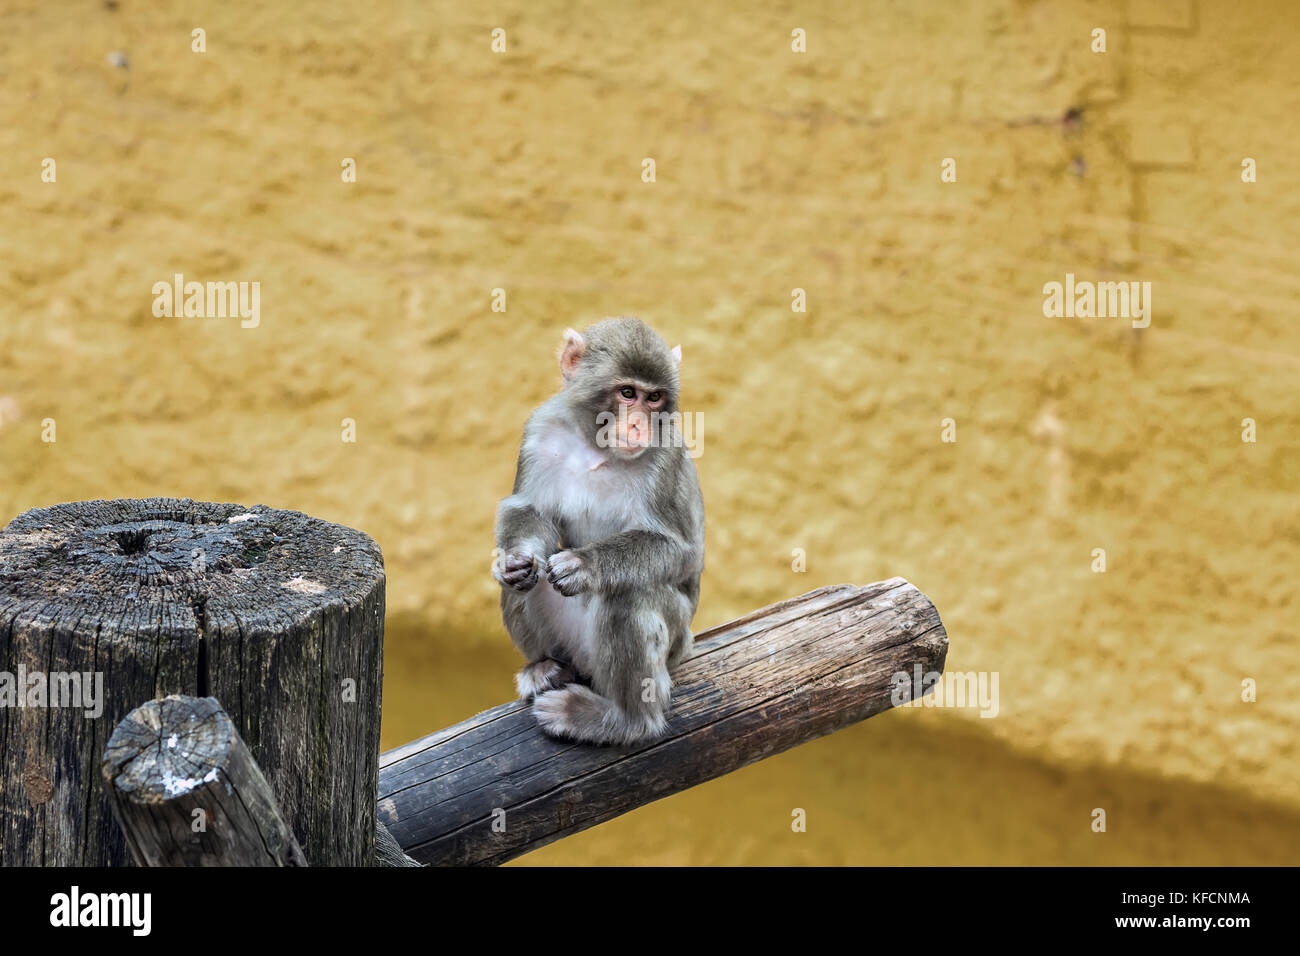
[{"xmin": 492, "ymin": 317, "xmax": 705, "ymax": 745}]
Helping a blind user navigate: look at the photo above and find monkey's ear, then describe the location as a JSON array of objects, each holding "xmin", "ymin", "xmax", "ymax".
[
  {"xmin": 559, "ymin": 328, "xmax": 587, "ymax": 381},
  {"xmin": 671, "ymin": 344, "xmax": 683, "ymax": 365}
]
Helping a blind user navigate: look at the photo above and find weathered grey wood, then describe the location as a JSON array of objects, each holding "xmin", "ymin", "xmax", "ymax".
[
  {"xmin": 378, "ymin": 577, "xmax": 948, "ymax": 866},
  {"xmin": 0, "ymin": 497, "xmax": 384, "ymax": 866},
  {"xmin": 103, "ymin": 694, "xmax": 306, "ymax": 867},
  {"xmin": 375, "ymin": 819, "xmax": 422, "ymax": 867}
]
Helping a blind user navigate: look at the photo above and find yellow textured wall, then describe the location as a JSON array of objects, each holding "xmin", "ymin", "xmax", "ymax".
[{"xmin": 1, "ymin": 0, "xmax": 1297, "ymax": 864}]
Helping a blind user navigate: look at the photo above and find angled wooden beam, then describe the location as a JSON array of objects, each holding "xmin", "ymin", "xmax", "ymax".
[
  {"xmin": 378, "ymin": 577, "xmax": 948, "ymax": 866},
  {"xmin": 102, "ymin": 694, "xmax": 307, "ymax": 867}
]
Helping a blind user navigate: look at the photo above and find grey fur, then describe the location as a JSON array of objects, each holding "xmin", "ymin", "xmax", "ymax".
[{"xmin": 493, "ymin": 317, "xmax": 705, "ymax": 745}]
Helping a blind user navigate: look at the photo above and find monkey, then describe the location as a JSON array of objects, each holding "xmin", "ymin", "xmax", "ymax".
[{"xmin": 491, "ymin": 317, "xmax": 705, "ymax": 746}]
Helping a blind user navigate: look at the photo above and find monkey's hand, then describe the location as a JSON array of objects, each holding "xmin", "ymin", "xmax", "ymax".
[
  {"xmin": 545, "ymin": 549, "xmax": 592, "ymax": 597},
  {"xmin": 493, "ymin": 550, "xmax": 541, "ymax": 592}
]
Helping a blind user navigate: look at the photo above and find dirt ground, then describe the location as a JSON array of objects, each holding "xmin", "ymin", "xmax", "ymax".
[{"xmin": 1, "ymin": 0, "xmax": 1297, "ymax": 864}]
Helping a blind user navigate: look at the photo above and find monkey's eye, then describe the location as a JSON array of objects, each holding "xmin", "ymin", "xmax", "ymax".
[
  {"xmin": 647, "ymin": 391, "xmax": 663, "ymax": 404},
  {"xmin": 619, "ymin": 386, "xmax": 637, "ymax": 400}
]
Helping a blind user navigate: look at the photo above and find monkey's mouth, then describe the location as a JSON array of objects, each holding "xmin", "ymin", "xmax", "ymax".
[{"xmin": 611, "ymin": 442, "xmax": 650, "ymax": 459}]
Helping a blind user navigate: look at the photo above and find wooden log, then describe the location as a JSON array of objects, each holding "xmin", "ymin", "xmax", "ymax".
[
  {"xmin": 0, "ymin": 497, "xmax": 385, "ymax": 866},
  {"xmin": 102, "ymin": 695, "xmax": 307, "ymax": 866},
  {"xmin": 378, "ymin": 577, "xmax": 948, "ymax": 866},
  {"xmin": 375, "ymin": 819, "xmax": 422, "ymax": 867}
]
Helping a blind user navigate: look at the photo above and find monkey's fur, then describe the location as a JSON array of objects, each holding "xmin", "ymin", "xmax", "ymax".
[{"xmin": 492, "ymin": 317, "xmax": 705, "ymax": 745}]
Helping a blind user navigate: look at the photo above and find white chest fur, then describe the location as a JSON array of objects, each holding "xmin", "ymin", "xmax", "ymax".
[{"xmin": 522, "ymin": 424, "xmax": 655, "ymax": 547}]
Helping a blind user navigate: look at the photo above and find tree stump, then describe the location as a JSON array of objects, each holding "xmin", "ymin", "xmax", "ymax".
[
  {"xmin": 0, "ymin": 497, "xmax": 385, "ymax": 866},
  {"xmin": 103, "ymin": 695, "xmax": 307, "ymax": 866}
]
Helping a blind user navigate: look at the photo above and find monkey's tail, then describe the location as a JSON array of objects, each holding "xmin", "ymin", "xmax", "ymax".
[{"xmin": 532, "ymin": 683, "xmax": 667, "ymax": 746}]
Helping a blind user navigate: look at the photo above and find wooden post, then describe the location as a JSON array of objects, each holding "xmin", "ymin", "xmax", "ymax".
[
  {"xmin": 0, "ymin": 497, "xmax": 385, "ymax": 866},
  {"xmin": 103, "ymin": 695, "xmax": 307, "ymax": 867},
  {"xmin": 378, "ymin": 578, "xmax": 948, "ymax": 866}
]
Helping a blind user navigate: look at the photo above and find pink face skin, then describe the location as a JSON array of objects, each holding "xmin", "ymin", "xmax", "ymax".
[{"xmin": 611, "ymin": 384, "xmax": 667, "ymax": 458}]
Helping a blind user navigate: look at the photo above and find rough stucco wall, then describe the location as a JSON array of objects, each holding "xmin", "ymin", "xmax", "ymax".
[{"xmin": 0, "ymin": 0, "xmax": 1296, "ymax": 864}]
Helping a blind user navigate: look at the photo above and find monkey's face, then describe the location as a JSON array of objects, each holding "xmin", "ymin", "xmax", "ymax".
[
  {"xmin": 559, "ymin": 319, "xmax": 681, "ymax": 463},
  {"xmin": 576, "ymin": 373, "xmax": 678, "ymax": 462},
  {"xmin": 605, "ymin": 382, "xmax": 669, "ymax": 459}
]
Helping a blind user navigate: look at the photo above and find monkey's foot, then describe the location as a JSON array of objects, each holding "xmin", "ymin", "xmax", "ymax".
[
  {"xmin": 515, "ymin": 658, "xmax": 577, "ymax": 700},
  {"xmin": 533, "ymin": 685, "xmax": 667, "ymax": 746}
]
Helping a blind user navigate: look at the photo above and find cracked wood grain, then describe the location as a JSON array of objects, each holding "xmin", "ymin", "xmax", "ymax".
[
  {"xmin": 0, "ymin": 497, "xmax": 384, "ymax": 866},
  {"xmin": 102, "ymin": 694, "xmax": 307, "ymax": 867}
]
